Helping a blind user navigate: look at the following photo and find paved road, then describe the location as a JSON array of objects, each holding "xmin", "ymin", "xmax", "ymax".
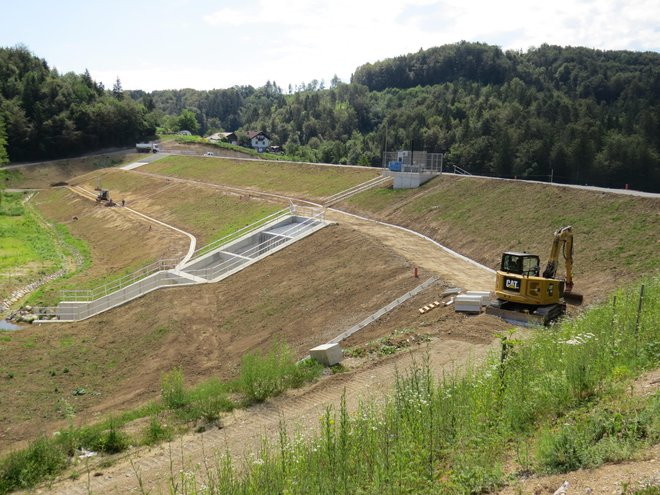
[{"xmin": 120, "ymin": 152, "xmax": 169, "ymax": 170}]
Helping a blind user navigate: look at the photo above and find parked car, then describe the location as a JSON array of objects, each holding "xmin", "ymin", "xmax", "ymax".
[{"xmin": 205, "ymin": 152, "xmax": 214, "ymax": 156}]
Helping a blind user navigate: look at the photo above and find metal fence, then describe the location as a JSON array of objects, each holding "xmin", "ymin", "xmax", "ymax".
[
  {"xmin": 382, "ymin": 151, "xmax": 444, "ymax": 173},
  {"xmin": 189, "ymin": 207, "xmax": 292, "ymax": 261}
]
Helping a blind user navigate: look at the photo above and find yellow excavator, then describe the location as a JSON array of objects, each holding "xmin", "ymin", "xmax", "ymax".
[{"xmin": 486, "ymin": 226, "xmax": 583, "ymax": 326}]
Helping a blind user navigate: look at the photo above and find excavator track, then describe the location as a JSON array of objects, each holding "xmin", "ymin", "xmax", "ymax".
[{"xmin": 486, "ymin": 300, "xmax": 566, "ymax": 327}]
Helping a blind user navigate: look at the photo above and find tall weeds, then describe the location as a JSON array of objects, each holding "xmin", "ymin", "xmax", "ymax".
[{"xmin": 171, "ymin": 278, "xmax": 658, "ymax": 494}]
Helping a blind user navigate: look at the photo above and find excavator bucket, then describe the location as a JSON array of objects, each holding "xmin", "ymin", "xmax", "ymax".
[{"xmin": 564, "ymin": 292, "xmax": 584, "ymax": 305}]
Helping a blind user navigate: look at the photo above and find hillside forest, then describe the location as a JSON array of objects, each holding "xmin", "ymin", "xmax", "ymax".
[{"xmin": 1, "ymin": 42, "xmax": 659, "ymax": 192}]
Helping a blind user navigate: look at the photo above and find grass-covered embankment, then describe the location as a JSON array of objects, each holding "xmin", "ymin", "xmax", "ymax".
[
  {"xmin": 0, "ymin": 191, "xmax": 68, "ymax": 302},
  {"xmin": 346, "ymin": 176, "xmax": 660, "ymax": 297},
  {"xmin": 161, "ymin": 278, "xmax": 659, "ymax": 494},
  {"xmin": 141, "ymin": 155, "xmax": 379, "ymax": 201}
]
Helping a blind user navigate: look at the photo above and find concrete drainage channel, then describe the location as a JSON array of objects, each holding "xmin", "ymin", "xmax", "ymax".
[{"xmin": 36, "ymin": 206, "xmax": 328, "ymax": 322}]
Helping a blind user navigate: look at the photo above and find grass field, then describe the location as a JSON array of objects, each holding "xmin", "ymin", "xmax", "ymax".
[
  {"xmin": 140, "ymin": 155, "xmax": 380, "ymax": 200},
  {"xmin": 152, "ymin": 278, "xmax": 659, "ymax": 494},
  {"xmin": 74, "ymin": 168, "xmax": 284, "ymax": 245}
]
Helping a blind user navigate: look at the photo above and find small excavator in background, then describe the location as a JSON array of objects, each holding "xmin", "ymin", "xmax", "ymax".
[
  {"xmin": 486, "ymin": 226, "xmax": 583, "ymax": 326},
  {"xmin": 95, "ymin": 189, "xmax": 116, "ymax": 207}
]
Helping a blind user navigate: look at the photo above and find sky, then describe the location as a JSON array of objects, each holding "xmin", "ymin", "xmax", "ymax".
[{"xmin": 2, "ymin": 0, "xmax": 659, "ymax": 92}]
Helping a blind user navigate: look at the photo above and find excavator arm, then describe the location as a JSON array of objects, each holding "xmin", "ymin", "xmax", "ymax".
[{"xmin": 542, "ymin": 226, "xmax": 575, "ymax": 293}]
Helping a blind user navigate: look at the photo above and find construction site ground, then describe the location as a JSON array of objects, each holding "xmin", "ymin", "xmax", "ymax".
[{"xmin": 1, "ymin": 155, "xmax": 658, "ymax": 494}]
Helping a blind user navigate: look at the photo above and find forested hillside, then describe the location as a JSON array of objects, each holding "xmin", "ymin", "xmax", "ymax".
[
  {"xmin": 136, "ymin": 42, "xmax": 660, "ymax": 192},
  {"xmin": 0, "ymin": 46, "xmax": 156, "ymax": 163},
  {"xmin": 1, "ymin": 42, "xmax": 659, "ymax": 191}
]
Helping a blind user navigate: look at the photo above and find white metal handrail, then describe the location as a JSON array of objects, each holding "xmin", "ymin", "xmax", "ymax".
[
  {"xmin": 60, "ymin": 259, "xmax": 177, "ymax": 302},
  {"xmin": 190, "ymin": 207, "xmax": 292, "ymax": 261},
  {"xmin": 186, "ymin": 212, "xmax": 325, "ymax": 281},
  {"xmin": 324, "ymin": 175, "xmax": 389, "ymax": 205},
  {"xmin": 48, "ymin": 207, "xmax": 326, "ymax": 318}
]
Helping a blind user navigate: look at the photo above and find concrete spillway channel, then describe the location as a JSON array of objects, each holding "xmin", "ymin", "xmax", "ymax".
[{"xmin": 39, "ymin": 207, "xmax": 328, "ymax": 322}]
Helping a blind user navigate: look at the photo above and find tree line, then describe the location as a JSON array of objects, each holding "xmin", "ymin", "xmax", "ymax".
[
  {"xmin": 1, "ymin": 42, "xmax": 658, "ymax": 192},
  {"xmin": 0, "ymin": 45, "xmax": 156, "ymax": 163},
  {"xmin": 131, "ymin": 43, "xmax": 659, "ymax": 191}
]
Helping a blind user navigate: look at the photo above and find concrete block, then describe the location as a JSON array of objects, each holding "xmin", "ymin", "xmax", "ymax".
[
  {"xmin": 454, "ymin": 294, "xmax": 483, "ymax": 313},
  {"xmin": 465, "ymin": 291, "xmax": 492, "ymax": 306},
  {"xmin": 310, "ymin": 343, "xmax": 343, "ymax": 366}
]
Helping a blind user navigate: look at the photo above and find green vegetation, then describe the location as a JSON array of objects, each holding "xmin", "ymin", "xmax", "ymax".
[
  {"xmin": 0, "ymin": 46, "xmax": 155, "ymax": 163},
  {"xmin": 0, "ymin": 192, "xmax": 63, "ymax": 299},
  {"xmin": 3, "ymin": 43, "xmax": 659, "ymax": 189},
  {"xmin": 154, "ymin": 278, "xmax": 658, "ymax": 494},
  {"xmin": 240, "ymin": 342, "xmax": 323, "ymax": 402},
  {"xmin": 0, "ymin": 342, "xmax": 323, "ymax": 494},
  {"xmin": 142, "ymin": 155, "xmax": 379, "ymax": 199},
  {"xmin": 162, "ymin": 134, "xmax": 289, "ymax": 160},
  {"xmin": 128, "ymin": 43, "xmax": 660, "ymax": 191}
]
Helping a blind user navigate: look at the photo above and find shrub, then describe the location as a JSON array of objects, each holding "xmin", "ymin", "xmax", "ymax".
[
  {"xmin": 0, "ymin": 437, "xmax": 67, "ymax": 493},
  {"xmin": 94, "ymin": 421, "xmax": 129, "ymax": 454},
  {"xmin": 289, "ymin": 357, "xmax": 324, "ymax": 387},
  {"xmin": 161, "ymin": 368, "xmax": 187, "ymax": 409},
  {"xmin": 143, "ymin": 416, "xmax": 172, "ymax": 445},
  {"xmin": 536, "ymin": 394, "xmax": 659, "ymax": 473},
  {"xmin": 239, "ymin": 341, "xmax": 297, "ymax": 403}
]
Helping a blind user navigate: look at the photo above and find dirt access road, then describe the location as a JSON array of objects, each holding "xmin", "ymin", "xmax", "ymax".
[{"xmin": 327, "ymin": 209, "xmax": 495, "ymax": 292}]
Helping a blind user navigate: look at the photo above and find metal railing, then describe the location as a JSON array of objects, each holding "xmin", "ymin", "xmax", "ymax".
[
  {"xmin": 42, "ymin": 206, "xmax": 326, "ymax": 320},
  {"xmin": 60, "ymin": 259, "xmax": 177, "ymax": 302},
  {"xmin": 189, "ymin": 207, "xmax": 292, "ymax": 261},
  {"xmin": 324, "ymin": 176, "xmax": 392, "ymax": 207},
  {"xmin": 185, "ymin": 210, "xmax": 326, "ymax": 282},
  {"xmin": 452, "ymin": 165, "xmax": 472, "ymax": 176}
]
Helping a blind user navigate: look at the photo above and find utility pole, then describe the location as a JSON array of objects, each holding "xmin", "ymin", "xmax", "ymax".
[{"xmin": 410, "ymin": 139, "xmax": 414, "ymax": 171}]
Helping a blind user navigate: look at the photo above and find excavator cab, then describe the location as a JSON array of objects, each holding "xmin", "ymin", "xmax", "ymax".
[
  {"xmin": 96, "ymin": 189, "xmax": 109, "ymax": 202},
  {"xmin": 501, "ymin": 252, "xmax": 540, "ymax": 277}
]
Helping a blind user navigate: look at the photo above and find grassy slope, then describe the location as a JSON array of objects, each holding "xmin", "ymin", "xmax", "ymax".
[
  {"xmin": 0, "ymin": 225, "xmax": 419, "ymax": 456},
  {"xmin": 3, "ymin": 151, "xmax": 142, "ymax": 190},
  {"xmin": 1, "ymin": 161, "xmax": 658, "ymax": 492},
  {"xmin": 345, "ymin": 176, "xmax": 660, "ymax": 300},
  {"xmin": 74, "ymin": 169, "xmax": 282, "ymax": 245},
  {"xmin": 0, "ymin": 192, "xmax": 62, "ymax": 301},
  {"xmin": 140, "ymin": 155, "xmax": 380, "ymax": 201}
]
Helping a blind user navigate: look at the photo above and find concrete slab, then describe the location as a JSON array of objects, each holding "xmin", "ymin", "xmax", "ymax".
[{"xmin": 310, "ymin": 343, "xmax": 343, "ymax": 366}]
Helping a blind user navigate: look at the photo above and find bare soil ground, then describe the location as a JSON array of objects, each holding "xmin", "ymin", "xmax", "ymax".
[
  {"xmin": 3, "ymin": 162, "xmax": 657, "ymax": 494},
  {"xmin": 0, "ymin": 224, "xmax": 437, "ymax": 454},
  {"xmin": 4, "ymin": 151, "xmax": 141, "ymax": 190},
  {"xmin": 26, "ymin": 187, "xmax": 190, "ymax": 304},
  {"xmin": 343, "ymin": 174, "xmax": 660, "ymax": 304}
]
